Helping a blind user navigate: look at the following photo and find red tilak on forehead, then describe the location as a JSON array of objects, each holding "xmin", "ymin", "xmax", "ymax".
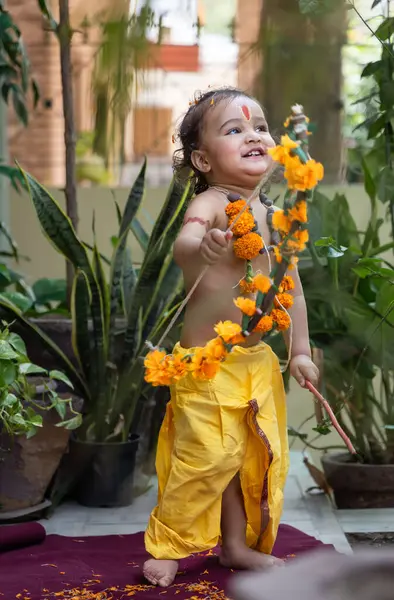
[{"xmin": 240, "ymin": 104, "xmax": 251, "ymax": 121}]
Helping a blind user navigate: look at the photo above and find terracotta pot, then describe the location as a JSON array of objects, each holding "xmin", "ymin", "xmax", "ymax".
[
  {"xmin": 321, "ymin": 452, "xmax": 394, "ymax": 509},
  {"xmin": 0, "ymin": 383, "xmax": 83, "ymax": 513}
]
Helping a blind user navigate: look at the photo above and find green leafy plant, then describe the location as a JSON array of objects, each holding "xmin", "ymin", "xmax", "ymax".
[
  {"xmin": 0, "ymin": 161, "xmax": 192, "ymax": 443},
  {"xmin": 295, "ymin": 169, "xmax": 394, "ymax": 463},
  {"xmin": 0, "ymin": 322, "xmax": 81, "ymax": 438},
  {"xmin": 0, "ymin": 0, "xmax": 39, "ymax": 189}
]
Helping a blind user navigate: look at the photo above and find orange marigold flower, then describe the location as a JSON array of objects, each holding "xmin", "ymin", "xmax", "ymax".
[
  {"xmin": 239, "ymin": 278, "xmax": 257, "ymax": 294},
  {"xmin": 233, "ymin": 232, "xmax": 263, "ymax": 260},
  {"xmin": 204, "ymin": 337, "xmax": 228, "ymax": 362},
  {"xmin": 279, "ymin": 275, "xmax": 295, "ymax": 292},
  {"xmin": 272, "ymin": 210, "xmax": 291, "ymax": 234},
  {"xmin": 229, "ymin": 211, "xmax": 255, "ymax": 236},
  {"xmin": 275, "ymin": 292, "xmax": 294, "ymax": 309},
  {"xmin": 285, "ymin": 157, "xmax": 324, "ymax": 191},
  {"xmin": 234, "ymin": 297, "xmax": 256, "ymax": 316},
  {"xmin": 231, "ymin": 332, "xmax": 246, "ymax": 345},
  {"xmin": 287, "ymin": 229, "xmax": 309, "ymax": 252},
  {"xmin": 271, "ymin": 308, "xmax": 291, "ymax": 331},
  {"xmin": 283, "ymin": 117, "xmax": 291, "ymax": 128},
  {"xmin": 191, "ymin": 351, "xmax": 221, "ymax": 380},
  {"xmin": 166, "ymin": 354, "xmax": 188, "ymax": 382},
  {"xmin": 214, "ymin": 320, "xmax": 243, "ymax": 343},
  {"xmin": 254, "ymin": 315, "xmax": 274, "ymax": 334},
  {"xmin": 288, "ymin": 256, "xmax": 299, "ymax": 270},
  {"xmin": 288, "ymin": 199, "xmax": 308, "ymax": 224},
  {"xmin": 253, "ymin": 273, "xmax": 271, "ymax": 294},
  {"xmin": 225, "ymin": 199, "xmax": 247, "ymax": 217},
  {"xmin": 144, "ymin": 350, "xmax": 172, "ymax": 386}
]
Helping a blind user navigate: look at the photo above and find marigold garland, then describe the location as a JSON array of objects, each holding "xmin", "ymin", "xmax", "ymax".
[
  {"xmin": 144, "ymin": 105, "xmax": 323, "ymax": 388},
  {"xmin": 229, "ymin": 211, "xmax": 255, "ymax": 236},
  {"xmin": 233, "ymin": 232, "xmax": 263, "ymax": 260}
]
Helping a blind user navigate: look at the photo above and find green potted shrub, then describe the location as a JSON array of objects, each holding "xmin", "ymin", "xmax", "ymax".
[
  {"xmin": 0, "ymin": 161, "xmax": 192, "ymax": 507},
  {"xmin": 295, "ymin": 167, "xmax": 394, "ymax": 508},
  {"xmin": 0, "ymin": 323, "xmax": 81, "ymax": 516}
]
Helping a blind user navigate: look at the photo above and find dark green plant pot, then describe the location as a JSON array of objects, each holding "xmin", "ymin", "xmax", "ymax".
[
  {"xmin": 322, "ymin": 452, "xmax": 394, "ymax": 509},
  {"xmin": 70, "ymin": 435, "xmax": 139, "ymax": 507}
]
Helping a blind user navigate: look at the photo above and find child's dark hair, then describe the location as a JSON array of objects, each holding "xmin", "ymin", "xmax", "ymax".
[{"xmin": 173, "ymin": 87, "xmax": 256, "ymax": 195}]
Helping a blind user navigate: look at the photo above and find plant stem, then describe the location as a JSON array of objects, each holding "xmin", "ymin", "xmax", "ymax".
[{"xmin": 58, "ymin": 0, "xmax": 78, "ymax": 306}]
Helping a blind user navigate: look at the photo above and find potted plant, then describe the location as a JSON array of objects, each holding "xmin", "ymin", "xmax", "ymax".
[
  {"xmin": 293, "ymin": 164, "xmax": 394, "ymax": 508},
  {"xmin": 0, "ymin": 322, "xmax": 81, "ymax": 516},
  {"xmin": 0, "ymin": 161, "xmax": 192, "ymax": 507}
]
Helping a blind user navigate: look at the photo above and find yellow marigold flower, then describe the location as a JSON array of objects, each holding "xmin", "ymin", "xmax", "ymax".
[
  {"xmin": 253, "ymin": 273, "xmax": 271, "ymax": 294},
  {"xmin": 287, "ymin": 229, "xmax": 309, "ymax": 252},
  {"xmin": 254, "ymin": 314, "xmax": 274, "ymax": 334},
  {"xmin": 233, "ymin": 232, "xmax": 263, "ymax": 260},
  {"xmin": 229, "ymin": 211, "xmax": 255, "ymax": 236},
  {"xmin": 281, "ymin": 134, "xmax": 299, "ymax": 150},
  {"xmin": 288, "ymin": 256, "xmax": 299, "ymax": 270},
  {"xmin": 225, "ymin": 199, "xmax": 247, "ymax": 217},
  {"xmin": 279, "ymin": 275, "xmax": 295, "ymax": 292},
  {"xmin": 285, "ymin": 157, "xmax": 324, "ymax": 191},
  {"xmin": 166, "ymin": 354, "xmax": 188, "ymax": 382},
  {"xmin": 191, "ymin": 351, "xmax": 221, "ymax": 380},
  {"xmin": 268, "ymin": 135, "xmax": 299, "ymax": 165},
  {"xmin": 272, "ymin": 209, "xmax": 291, "ymax": 234},
  {"xmin": 271, "ymin": 308, "xmax": 291, "ymax": 331},
  {"xmin": 239, "ymin": 278, "xmax": 257, "ymax": 294},
  {"xmin": 214, "ymin": 320, "xmax": 243, "ymax": 343},
  {"xmin": 288, "ymin": 200, "xmax": 308, "ymax": 224},
  {"xmin": 234, "ymin": 297, "xmax": 256, "ymax": 316},
  {"xmin": 204, "ymin": 337, "xmax": 228, "ymax": 362},
  {"xmin": 273, "ymin": 246, "xmax": 283, "ymax": 263},
  {"xmin": 144, "ymin": 350, "xmax": 172, "ymax": 387},
  {"xmin": 275, "ymin": 292, "xmax": 294, "ymax": 310}
]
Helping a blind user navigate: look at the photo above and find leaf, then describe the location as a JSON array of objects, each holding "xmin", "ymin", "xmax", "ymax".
[
  {"xmin": 287, "ymin": 426, "xmax": 308, "ymax": 440},
  {"xmin": 108, "ymin": 160, "xmax": 146, "ymax": 361},
  {"xmin": 375, "ymin": 17, "xmax": 394, "ymax": 42},
  {"xmin": 122, "ymin": 178, "xmax": 192, "ymax": 363},
  {"xmin": 32, "ymin": 278, "xmax": 67, "ymax": 305},
  {"xmin": 0, "ymin": 360, "xmax": 17, "ymax": 386},
  {"xmin": 0, "ymin": 294, "xmax": 88, "ymax": 396},
  {"xmin": 121, "ymin": 247, "xmax": 137, "ymax": 318},
  {"xmin": 19, "ymin": 363, "xmax": 47, "ymax": 375},
  {"xmin": 54, "ymin": 400, "xmax": 66, "ymax": 420},
  {"xmin": 37, "ymin": 0, "xmax": 58, "ymax": 30},
  {"xmin": 0, "ymin": 340, "xmax": 19, "ymax": 360},
  {"xmin": 371, "ymin": 0, "xmax": 382, "ymax": 7},
  {"xmin": 377, "ymin": 166, "xmax": 394, "ymax": 203},
  {"xmin": 361, "ymin": 61, "xmax": 382, "ymax": 78},
  {"xmin": 0, "ymin": 291, "xmax": 33, "ymax": 313},
  {"xmin": 11, "ymin": 86, "xmax": 28, "ymax": 126},
  {"xmin": 362, "ymin": 158, "xmax": 376, "ymax": 204},
  {"xmin": 130, "ymin": 217, "xmax": 149, "ymax": 252},
  {"xmin": 71, "ymin": 269, "xmax": 92, "ymax": 386},
  {"xmin": 55, "ymin": 414, "xmax": 83, "ymax": 430},
  {"xmin": 8, "ymin": 332, "xmax": 26, "ymax": 355},
  {"xmin": 49, "ymin": 369, "xmax": 73, "ymax": 389},
  {"xmin": 31, "ymin": 78, "xmax": 40, "ymax": 108}
]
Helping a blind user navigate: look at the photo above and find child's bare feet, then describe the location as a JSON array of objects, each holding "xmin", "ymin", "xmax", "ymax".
[
  {"xmin": 220, "ymin": 544, "xmax": 284, "ymax": 571},
  {"xmin": 143, "ymin": 558, "xmax": 179, "ymax": 587}
]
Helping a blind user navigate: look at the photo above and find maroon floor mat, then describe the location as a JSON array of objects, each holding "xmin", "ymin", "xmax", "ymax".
[{"xmin": 0, "ymin": 524, "xmax": 334, "ymax": 599}]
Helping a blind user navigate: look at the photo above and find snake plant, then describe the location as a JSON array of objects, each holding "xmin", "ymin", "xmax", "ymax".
[{"xmin": 0, "ymin": 160, "xmax": 192, "ymax": 442}]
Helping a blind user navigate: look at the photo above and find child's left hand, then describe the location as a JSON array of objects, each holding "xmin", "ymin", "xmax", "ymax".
[{"xmin": 290, "ymin": 354, "xmax": 319, "ymax": 388}]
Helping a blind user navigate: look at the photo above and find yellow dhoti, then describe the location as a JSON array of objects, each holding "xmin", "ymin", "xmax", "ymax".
[{"xmin": 145, "ymin": 342, "xmax": 289, "ymax": 560}]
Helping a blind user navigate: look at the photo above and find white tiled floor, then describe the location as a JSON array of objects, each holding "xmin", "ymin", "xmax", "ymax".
[
  {"xmin": 336, "ymin": 509, "xmax": 394, "ymax": 533},
  {"xmin": 39, "ymin": 451, "xmax": 352, "ymax": 553}
]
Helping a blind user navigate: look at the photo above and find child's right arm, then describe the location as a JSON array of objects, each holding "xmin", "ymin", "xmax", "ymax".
[{"xmin": 174, "ymin": 197, "xmax": 232, "ymax": 268}]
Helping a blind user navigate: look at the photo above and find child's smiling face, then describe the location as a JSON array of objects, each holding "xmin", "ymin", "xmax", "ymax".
[{"xmin": 191, "ymin": 95, "xmax": 276, "ymax": 189}]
